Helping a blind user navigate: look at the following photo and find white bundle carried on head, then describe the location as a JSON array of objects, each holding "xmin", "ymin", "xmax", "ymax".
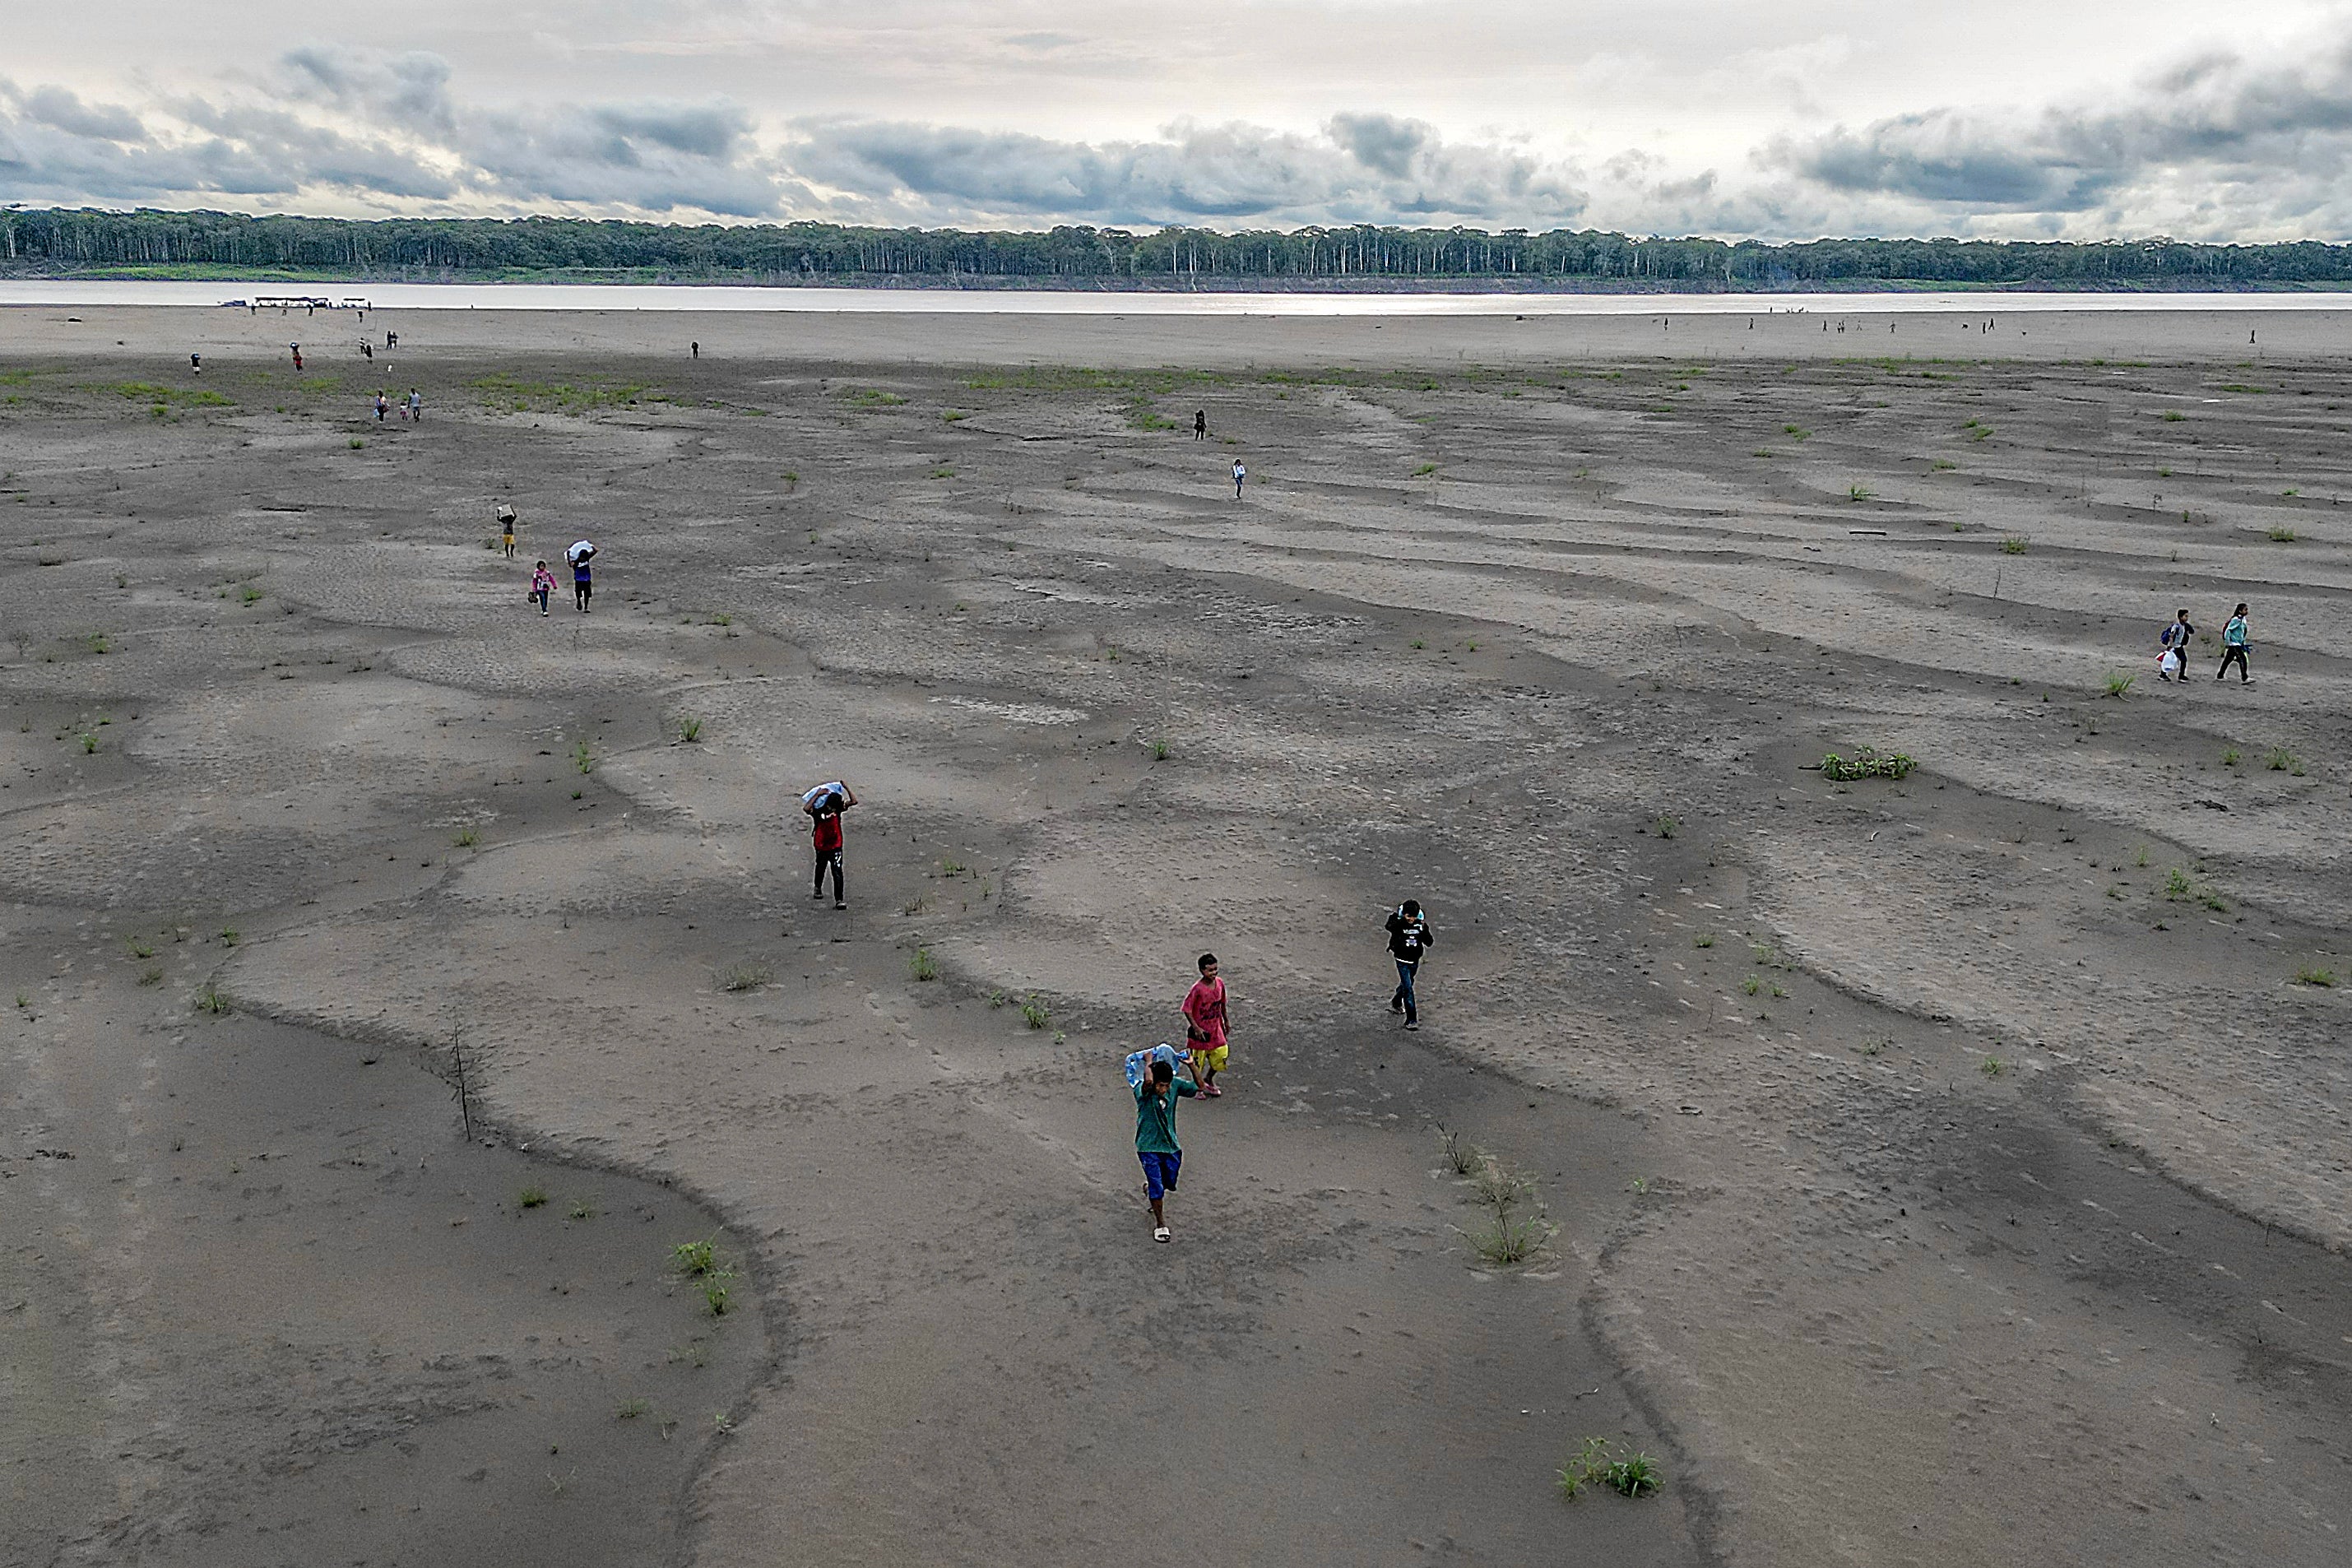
[
  {"xmin": 800, "ymin": 781, "xmax": 847, "ymax": 811},
  {"xmin": 1122, "ymin": 1043, "xmax": 1183, "ymax": 1090},
  {"xmin": 566, "ymin": 540, "xmax": 596, "ymax": 564}
]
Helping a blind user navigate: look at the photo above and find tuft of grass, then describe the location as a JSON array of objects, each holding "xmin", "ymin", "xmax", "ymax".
[
  {"xmin": 1413, "ymin": 462, "xmax": 1438, "ymax": 476},
  {"xmin": 911, "ymin": 945, "xmax": 939, "ymax": 982},
  {"xmin": 2294, "ymin": 967, "xmax": 2336, "ymax": 987},
  {"xmin": 1020, "ymin": 995, "xmax": 1051, "ymax": 1030},
  {"xmin": 1604, "ymin": 1452, "xmax": 1662, "ymax": 1498},
  {"xmin": 1436, "ymin": 1124, "xmax": 1481, "ymax": 1176},
  {"xmin": 1931, "ymin": 457, "xmax": 1957, "ymax": 471},
  {"xmin": 1848, "ymin": 483, "xmax": 1872, "ymax": 502},
  {"xmin": 454, "ymin": 827, "xmax": 480, "ymax": 848},
  {"xmin": 1693, "ymin": 933, "xmax": 1714, "ymax": 949},
  {"xmin": 1652, "ymin": 814, "xmax": 1679, "ymax": 839},
  {"xmin": 1742, "ymin": 975, "xmax": 1762, "ymax": 996},
  {"xmin": 1980, "ymin": 1055, "xmax": 2003, "ymax": 1077},
  {"xmin": 720, "ymin": 961, "xmax": 772, "ymax": 993},
  {"xmin": 1999, "ymin": 534, "xmax": 2030, "ymax": 554},
  {"xmin": 218, "ymin": 928, "xmax": 239, "ymax": 947},
  {"xmin": 1468, "ymin": 1154, "xmax": 1535, "ymax": 1211},
  {"xmin": 1558, "ymin": 1436, "xmax": 1661, "ymax": 1501},
  {"xmin": 1463, "ymin": 1206, "xmax": 1556, "ymax": 1266},
  {"xmin": 2222, "ymin": 748, "xmax": 2241, "ymax": 767},
  {"xmin": 127, "ymin": 939, "xmax": 155, "ymax": 960},
  {"xmin": 703, "ymin": 1279, "xmax": 731, "ymax": 1316},
  {"xmin": 2103, "ymin": 672, "xmax": 2136, "ymax": 698},
  {"xmin": 677, "ymin": 715, "xmax": 703, "ymax": 744},
  {"xmin": 2162, "ymin": 410, "xmax": 2186, "ymax": 422},
  {"xmin": 2164, "ymin": 865, "xmax": 2193, "ymax": 901},
  {"xmin": 194, "ymin": 981, "xmax": 230, "ymax": 1015},
  {"xmin": 568, "ymin": 1200, "xmax": 596, "ymax": 1221},
  {"xmin": 79, "ymin": 733, "xmax": 97, "ymax": 754},
  {"xmin": 2266, "ymin": 747, "xmax": 2295, "ymax": 772},
  {"xmin": 1150, "ymin": 739, "xmax": 1171, "ymax": 762},
  {"xmin": 1783, "ymin": 424, "xmax": 1810, "ymax": 441},
  {"xmin": 573, "ymin": 739, "xmax": 595, "ymax": 774},
  {"xmin": 518, "ymin": 1185, "xmax": 549, "ymax": 1209},
  {"xmin": 86, "ymin": 633, "xmax": 110, "ymax": 655},
  {"xmin": 615, "ymin": 1398, "xmax": 652, "ymax": 1420},
  {"xmin": 930, "ymin": 466, "xmax": 954, "ymax": 480},
  {"xmin": 137, "ymin": 966, "xmax": 164, "ymax": 986},
  {"xmin": 2267, "ymin": 525, "xmax": 2299, "ymax": 542},
  {"xmin": 348, "ymin": 437, "xmax": 365, "ymax": 449},
  {"xmin": 672, "ymin": 1238, "xmax": 721, "ymax": 1275}
]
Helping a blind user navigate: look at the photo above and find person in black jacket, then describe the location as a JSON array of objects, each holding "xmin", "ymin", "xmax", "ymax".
[{"xmin": 1386, "ymin": 900, "xmax": 1434, "ymax": 1029}]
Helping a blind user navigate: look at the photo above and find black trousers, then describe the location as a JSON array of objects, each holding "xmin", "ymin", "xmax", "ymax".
[
  {"xmin": 814, "ymin": 848, "xmax": 843, "ymax": 901},
  {"xmin": 2217, "ymin": 647, "xmax": 2249, "ymax": 681}
]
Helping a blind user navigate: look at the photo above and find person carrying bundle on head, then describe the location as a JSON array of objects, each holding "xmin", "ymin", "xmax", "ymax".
[{"xmin": 800, "ymin": 781, "xmax": 858, "ymax": 909}]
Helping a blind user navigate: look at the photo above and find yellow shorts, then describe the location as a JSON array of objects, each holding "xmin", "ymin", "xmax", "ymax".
[{"xmin": 1192, "ymin": 1043, "xmax": 1228, "ymax": 1073}]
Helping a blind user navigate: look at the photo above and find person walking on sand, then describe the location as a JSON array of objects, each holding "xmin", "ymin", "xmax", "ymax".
[
  {"xmin": 800, "ymin": 781, "xmax": 857, "ymax": 909},
  {"xmin": 407, "ymin": 388, "xmax": 423, "ymax": 424},
  {"xmin": 498, "ymin": 503, "xmax": 517, "ymax": 560},
  {"xmin": 374, "ymin": 392, "xmax": 389, "ymax": 423},
  {"xmin": 2158, "ymin": 608, "xmax": 2194, "ymax": 684},
  {"xmin": 1231, "ymin": 459, "xmax": 1246, "ymax": 499},
  {"xmin": 566, "ymin": 539, "xmax": 596, "ymax": 612},
  {"xmin": 2217, "ymin": 602, "xmax": 2252, "ymax": 684},
  {"xmin": 189, "ymin": 352, "xmax": 202, "ymax": 375},
  {"xmin": 1194, "ymin": 410, "xmax": 1207, "ymax": 441},
  {"xmin": 1385, "ymin": 899, "xmax": 1434, "ymax": 1030},
  {"xmin": 1134, "ymin": 1055, "xmax": 1199, "ymax": 1243},
  {"xmin": 289, "ymin": 343, "xmax": 303, "ymax": 370},
  {"xmin": 1181, "ymin": 953, "xmax": 1229, "ymax": 1097},
  {"xmin": 529, "ymin": 559, "xmax": 555, "ymax": 616}
]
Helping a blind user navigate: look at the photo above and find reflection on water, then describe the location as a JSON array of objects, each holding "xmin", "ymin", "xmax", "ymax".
[{"xmin": 2, "ymin": 280, "xmax": 2351, "ymax": 315}]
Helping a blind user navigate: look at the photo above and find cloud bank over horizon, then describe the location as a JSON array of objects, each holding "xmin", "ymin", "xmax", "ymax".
[{"xmin": 5, "ymin": 13, "xmax": 2352, "ymax": 241}]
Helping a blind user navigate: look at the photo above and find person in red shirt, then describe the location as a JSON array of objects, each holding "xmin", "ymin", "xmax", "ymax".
[
  {"xmin": 800, "ymin": 781, "xmax": 858, "ymax": 909},
  {"xmin": 1181, "ymin": 952, "xmax": 1230, "ymax": 1097}
]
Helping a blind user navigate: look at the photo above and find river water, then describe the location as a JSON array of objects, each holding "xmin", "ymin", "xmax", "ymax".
[{"xmin": 6, "ymin": 280, "xmax": 2352, "ymax": 315}]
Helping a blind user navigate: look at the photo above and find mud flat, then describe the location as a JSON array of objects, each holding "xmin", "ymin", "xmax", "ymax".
[{"xmin": 4, "ymin": 304, "xmax": 2351, "ymax": 1566}]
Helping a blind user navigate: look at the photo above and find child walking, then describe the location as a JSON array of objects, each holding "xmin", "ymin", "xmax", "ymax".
[
  {"xmin": 1134, "ymin": 1055, "xmax": 1199, "ymax": 1243},
  {"xmin": 2217, "ymin": 603, "xmax": 2252, "ymax": 683},
  {"xmin": 1181, "ymin": 953, "xmax": 1230, "ymax": 1096},
  {"xmin": 529, "ymin": 560, "xmax": 555, "ymax": 615},
  {"xmin": 499, "ymin": 504, "xmax": 518, "ymax": 560}
]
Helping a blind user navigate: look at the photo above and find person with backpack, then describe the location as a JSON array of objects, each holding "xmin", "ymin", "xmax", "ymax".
[
  {"xmin": 2158, "ymin": 608, "xmax": 2195, "ymax": 683},
  {"xmin": 1385, "ymin": 900, "xmax": 1435, "ymax": 1030},
  {"xmin": 2217, "ymin": 603, "xmax": 2252, "ymax": 684},
  {"xmin": 800, "ymin": 781, "xmax": 858, "ymax": 909}
]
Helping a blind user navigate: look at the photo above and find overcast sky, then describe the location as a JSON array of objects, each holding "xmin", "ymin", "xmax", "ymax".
[{"xmin": 5, "ymin": 2, "xmax": 2350, "ymax": 239}]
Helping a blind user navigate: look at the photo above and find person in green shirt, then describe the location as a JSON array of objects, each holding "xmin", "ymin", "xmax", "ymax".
[{"xmin": 1134, "ymin": 1056, "xmax": 1198, "ymax": 1243}]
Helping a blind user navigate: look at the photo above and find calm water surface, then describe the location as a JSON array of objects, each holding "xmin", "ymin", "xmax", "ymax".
[{"xmin": 5, "ymin": 281, "xmax": 2352, "ymax": 315}]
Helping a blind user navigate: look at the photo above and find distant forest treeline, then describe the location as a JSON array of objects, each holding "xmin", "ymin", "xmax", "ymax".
[{"xmin": 7, "ymin": 208, "xmax": 2352, "ymax": 289}]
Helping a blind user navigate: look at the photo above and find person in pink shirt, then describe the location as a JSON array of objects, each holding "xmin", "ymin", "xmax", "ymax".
[
  {"xmin": 1181, "ymin": 952, "xmax": 1230, "ymax": 1097},
  {"xmin": 528, "ymin": 560, "xmax": 555, "ymax": 615}
]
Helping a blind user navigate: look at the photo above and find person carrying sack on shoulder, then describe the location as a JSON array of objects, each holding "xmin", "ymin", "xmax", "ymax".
[{"xmin": 1385, "ymin": 900, "xmax": 1434, "ymax": 1029}]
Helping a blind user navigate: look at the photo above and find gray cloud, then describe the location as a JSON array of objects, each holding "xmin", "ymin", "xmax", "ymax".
[
  {"xmin": 791, "ymin": 112, "xmax": 1585, "ymax": 226},
  {"xmin": 1770, "ymin": 33, "xmax": 2352, "ymax": 230},
  {"xmin": 0, "ymin": 50, "xmax": 784, "ymax": 217}
]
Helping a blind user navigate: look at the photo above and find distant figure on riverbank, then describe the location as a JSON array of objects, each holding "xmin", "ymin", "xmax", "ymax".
[
  {"xmin": 189, "ymin": 353, "xmax": 202, "ymax": 374},
  {"xmin": 1194, "ymin": 410, "xmax": 1206, "ymax": 440},
  {"xmin": 1232, "ymin": 459, "xmax": 1246, "ymax": 499},
  {"xmin": 692, "ymin": 341, "xmax": 700, "ymax": 360},
  {"xmin": 406, "ymin": 388, "xmax": 423, "ymax": 423},
  {"xmin": 1386, "ymin": 900, "xmax": 1434, "ymax": 1030},
  {"xmin": 498, "ymin": 503, "xmax": 517, "ymax": 559},
  {"xmin": 289, "ymin": 344, "xmax": 302, "ymax": 370},
  {"xmin": 374, "ymin": 392, "xmax": 389, "ymax": 422}
]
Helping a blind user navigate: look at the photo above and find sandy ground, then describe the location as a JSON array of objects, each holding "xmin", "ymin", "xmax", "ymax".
[{"xmin": 5, "ymin": 302, "xmax": 2352, "ymax": 1566}]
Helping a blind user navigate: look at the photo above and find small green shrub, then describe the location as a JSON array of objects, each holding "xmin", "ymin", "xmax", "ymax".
[
  {"xmin": 1436, "ymin": 1124, "xmax": 1481, "ymax": 1176},
  {"xmin": 721, "ymin": 962, "xmax": 771, "ymax": 993},
  {"xmin": 672, "ymin": 1239, "xmax": 720, "ymax": 1275},
  {"xmin": 454, "ymin": 828, "xmax": 480, "ymax": 848},
  {"xmin": 911, "ymin": 946, "xmax": 939, "ymax": 981},
  {"xmin": 519, "ymin": 1185, "xmax": 549, "ymax": 1208},
  {"xmin": 1980, "ymin": 1055, "xmax": 2003, "ymax": 1077},
  {"xmin": 615, "ymin": 1398, "xmax": 652, "ymax": 1420},
  {"xmin": 2221, "ymin": 748, "xmax": 2241, "ymax": 767},
  {"xmin": 194, "ymin": 981, "xmax": 230, "ymax": 1015},
  {"xmin": 1742, "ymin": 975, "xmax": 1762, "ymax": 996},
  {"xmin": 1462, "ymin": 1207, "xmax": 1556, "ymax": 1265},
  {"xmin": 2164, "ymin": 866, "xmax": 2193, "ymax": 900},
  {"xmin": 2103, "ymin": 672, "xmax": 2136, "ymax": 698},
  {"xmin": 1653, "ymin": 814, "xmax": 1679, "ymax": 839},
  {"xmin": 1150, "ymin": 739, "xmax": 1171, "ymax": 762},
  {"xmin": 2267, "ymin": 525, "xmax": 2298, "ymax": 543},
  {"xmin": 703, "ymin": 1279, "xmax": 731, "ymax": 1316},
  {"xmin": 2000, "ymin": 534, "xmax": 2030, "ymax": 554},
  {"xmin": 2266, "ymin": 748, "xmax": 2296, "ymax": 772},
  {"xmin": 678, "ymin": 715, "xmax": 703, "ymax": 743},
  {"xmin": 1820, "ymin": 747, "xmax": 1915, "ymax": 781},
  {"xmin": 1020, "ymin": 995, "xmax": 1051, "ymax": 1030},
  {"xmin": 1693, "ymin": 934, "xmax": 1714, "ymax": 949},
  {"xmin": 2294, "ymin": 967, "xmax": 2336, "ymax": 987},
  {"xmin": 573, "ymin": 740, "xmax": 595, "ymax": 774}
]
